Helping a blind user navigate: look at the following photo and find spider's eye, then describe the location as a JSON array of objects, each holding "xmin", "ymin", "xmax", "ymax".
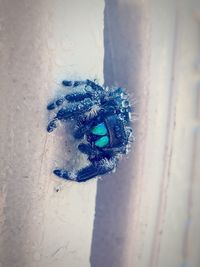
[
  {"xmin": 91, "ymin": 123, "xmax": 107, "ymax": 135},
  {"xmin": 95, "ymin": 136, "xmax": 109, "ymax": 148}
]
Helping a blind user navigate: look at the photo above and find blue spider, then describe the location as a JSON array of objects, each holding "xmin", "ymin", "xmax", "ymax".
[{"xmin": 47, "ymin": 79, "xmax": 133, "ymax": 182}]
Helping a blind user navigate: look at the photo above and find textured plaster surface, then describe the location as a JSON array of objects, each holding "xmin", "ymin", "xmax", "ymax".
[{"xmin": 0, "ymin": 1, "xmax": 104, "ymax": 267}]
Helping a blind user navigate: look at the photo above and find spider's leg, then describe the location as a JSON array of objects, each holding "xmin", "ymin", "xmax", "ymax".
[
  {"xmin": 61, "ymin": 80, "xmax": 73, "ymax": 86},
  {"xmin": 75, "ymin": 158, "xmax": 116, "ymax": 182},
  {"xmin": 47, "ymin": 98, "xmax": 93, "ymax": 132},
  {"xmin": 47, "ymin": 92, "xmax": 93, "ymax": 111},
  {"xmin": 53, "ymin": 158, "xmax": 116, "ymax": 182},
  {"xmin": 47, "ymin": 80, "xmax": 103, "ymax": 111},
  {"xmin": 62, "ymin": 80, "xmax": 85, "ymax": 87},
  {"xmin": 75, "ymin": 163, "xmax": 107, "ymax": 182},
  {"xmin": 62, "ymin": 79, "xmax": 104, "ymax": 91},
  {"xmin": 64, "ymin": 91, "xmax": 93, "ymax": 102},
  {"xmin": 85, "ymin": 79, "xmax": 104, "ymax": 92},
  {"xmin": 47, "ymin": 118, "xmax": 58, "ymax": 132},
  {"xmin": 53, "ymin": 169, "xmax": 69, "ymax": 179},
  {"xmin": 62, "ymin": 80, "xmax": 90, "ymax": 87},
  {"xmin": 47, "ymin": 97, "xmax": 65, "ymax": 110},
  {"xmin": 56, "ymin": 98, "xmax": 93, "ymax": 120}
]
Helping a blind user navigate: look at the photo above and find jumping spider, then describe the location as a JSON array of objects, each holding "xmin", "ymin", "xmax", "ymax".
[{"xmin": 47, "ymin": 79, "xmax": 133, "ymax": 182}]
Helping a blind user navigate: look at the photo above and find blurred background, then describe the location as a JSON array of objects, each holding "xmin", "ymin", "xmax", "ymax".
[{"xmin": 0, "ymin": 0, "xmax": 200, "ymax": 267}]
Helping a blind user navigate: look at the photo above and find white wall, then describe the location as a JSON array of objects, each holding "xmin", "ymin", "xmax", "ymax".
[
  {"xmin": 0, "ymin": 1, "xmax": 104, "ymax": 267},
  {"xmin": 1, "ymin": 0, "xmax": 200, "ymax": 267}
]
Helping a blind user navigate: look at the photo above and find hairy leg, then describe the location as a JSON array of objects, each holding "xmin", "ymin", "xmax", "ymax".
[{"xmin": 53, "ymin": 158, "xmax": 116, "ymax": 182}]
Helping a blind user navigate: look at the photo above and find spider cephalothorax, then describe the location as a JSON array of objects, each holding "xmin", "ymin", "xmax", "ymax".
[{"xmin": 47, "ymin": 79, "xmax": 133, "ymax": 182}]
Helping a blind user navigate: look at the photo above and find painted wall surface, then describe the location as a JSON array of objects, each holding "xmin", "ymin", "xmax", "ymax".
[
  {"xmin": 0, "ymin": 0, "xmax": 104, "ymax": 267},
  {"xmin": 1, "ymin": 0, "xmax": 200, "ymax": 267},
  {"xmin": 91, "ymin": 0, "xmax": 200, "ymax": 267}
]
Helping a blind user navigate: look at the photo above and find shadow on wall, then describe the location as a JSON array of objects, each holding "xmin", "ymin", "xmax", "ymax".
[{"xmin": 91, "ymin": 1, "xmax": 143, "ymax": 267}]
